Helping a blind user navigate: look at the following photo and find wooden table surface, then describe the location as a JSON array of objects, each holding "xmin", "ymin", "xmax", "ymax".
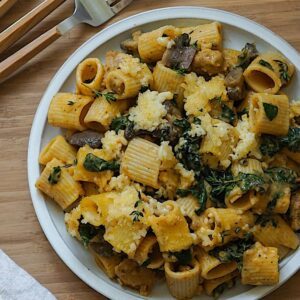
[{"xmin": 0, "ymin": 0, "xmax": 299, "ymax": 299}]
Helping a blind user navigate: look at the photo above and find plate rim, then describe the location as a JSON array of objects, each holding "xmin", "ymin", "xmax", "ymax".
[{"xmin": 27, "ymin": 6, "xmax": 300, "ymax": 300}]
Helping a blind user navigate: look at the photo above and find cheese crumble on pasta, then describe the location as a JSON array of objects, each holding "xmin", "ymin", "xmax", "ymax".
[{"xmin": 36, "ymin": 22, "xmax": 299, "ymax": 299}]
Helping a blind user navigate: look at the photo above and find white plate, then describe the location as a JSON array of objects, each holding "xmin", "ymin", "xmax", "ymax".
[{"xmin": 28, "ymin": 6, "xmax": 300, "ymax": 300}]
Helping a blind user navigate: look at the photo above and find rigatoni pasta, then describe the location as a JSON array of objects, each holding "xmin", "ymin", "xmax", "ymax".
[{"xmin": 35, "ymin": 21, "xmax": 299, "ymax": 299}]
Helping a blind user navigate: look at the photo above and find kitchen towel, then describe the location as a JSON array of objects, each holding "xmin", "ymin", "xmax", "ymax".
[{"xmin": 0, "ymin": 249, "xmax": 56, "ymax": 300}]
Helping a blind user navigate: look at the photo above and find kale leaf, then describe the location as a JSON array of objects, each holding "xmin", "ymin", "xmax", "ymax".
[
  {"xmin": 237, "ymin": 173, "xmax": 266, "ymax": 193},
  {"xmin": 110, "ymin": 116, "xmax": 132, "ymax": 133},
  {"xmin": 83, "ymin": 153, "xmax": 120, "ymax": 172},
  {"xmin": 209, "ymin": 234, "xmax": 254, "ymax": 271},
  {"xmin": 281, "ymin": 127, "xmax": 300, "ymax": 152},
  {"xmin": 170, "ymin": 249, "xmax": 192, "ymax": 265},
  {"xmin": 265, "ymin": 167, "xmax": 297, "ymax": 184},
  {"xmin": 177, "ymin": 180, "xmax": 207, "ymax": 215},
  {"xmin": 79, "ymin": 222, "xmax": 100, "ymax": 247},
  {"xmin": 263, "ymin": 103, "xmax": 278, "ymax": 121},
  {"xmin": 260, "ymin": 135, "xmax": 282, "ymax": 156},
  {"xmin": 48, "ymin": 166, "xmax": 61, "ymax": 185}
]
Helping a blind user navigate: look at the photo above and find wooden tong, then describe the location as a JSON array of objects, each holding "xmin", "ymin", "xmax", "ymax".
[{"xmin": 0, "ymin": 0, "xmax": 66, "ymax": 82}]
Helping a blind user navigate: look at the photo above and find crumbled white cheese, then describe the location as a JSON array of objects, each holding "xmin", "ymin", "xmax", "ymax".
[
  {"xmin": 129, "ymin": 90, "xmax": 173, "ymax": 131},
  {"xmin": 106, "ymin": 174, "xmax": 131, "ymax": 192},
  {"xmin": 188, "ymin": 123, "xmax": 206, "ymax": 137},
  {"xmin": 101, "ymin": 130, "xmax": 127, "ymax": 160},
  {"xmin": 175, "ymin": 163, "xmax": 195, "ymax": 189},
  {"xmin": 158, "ymin": 141, "xmax": 177, "ymax": 170}
]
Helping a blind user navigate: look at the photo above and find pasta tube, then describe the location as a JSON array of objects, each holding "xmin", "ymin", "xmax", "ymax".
[
  {"xmin": 94, "ymin": 253, "xmax": 122, "ymax": 279},
  {"xmin": 249, "ymin": 93, "xmax": 289, "ymax": 136},
  {"xmin": 244, "ymin": 53, "xmax": 294, "ymax": 94},
  {"xmin": 35, "ymin": 158, "xmax": 84, "ymax": 209},
  {"xmin": 48, "ymin": 93, "xmax": 93, "ymax": 131},
  {"xmin": 121, "ymin": 138, "xmax": 161, "ymax": 188},
  {"xmin": 39, "ymin": 135, "xmax": 77, "ymax": 165},
  {"xmin": 165, "ymin": 259, "xmax": 201, "ymax": 300},
  {"xmin": 76, "ymin": 58, "xmax": 104, "ymax": 96},
  {"xmin": 241, "ymin": 242, "xmax": 279, "ymax": 285}
]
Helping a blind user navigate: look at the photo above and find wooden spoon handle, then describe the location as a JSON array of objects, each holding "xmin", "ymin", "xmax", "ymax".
[
  {"xmin": 0, "ymin": 26, "xmax": 62, "ymax": 83},
  {"xmin": 0, "ymin": 0, "xmax": 66, "ymax": 55},
  {"xmin": 0, "ymin": 0, "xmax": 18, "ymax": 18}
]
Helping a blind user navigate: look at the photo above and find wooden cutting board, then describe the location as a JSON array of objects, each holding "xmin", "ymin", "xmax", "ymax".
[{"xmin": 0, "ymin": 0, "xmax": 299, "ymax": 299}]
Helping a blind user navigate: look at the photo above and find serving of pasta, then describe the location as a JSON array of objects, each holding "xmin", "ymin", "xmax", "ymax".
[{"xmin": 35, "ymin": 21, "xmax": 300, "ymax": 299}]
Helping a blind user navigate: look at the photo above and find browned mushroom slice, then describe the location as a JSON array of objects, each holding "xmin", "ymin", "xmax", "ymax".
[
  {"xmin": 115, "ymin": 259, "xmax": 156, "ymax": 296},
  {"xmin": 225, "ymin": 66, "xmax": 245, "ymax": 101},
  {"xmin": 67, "ymin": 130, "xmax": 103, "ymax": 149},
  {"xmin": 162, "ymin": 33, "xmax": 197, "ymax": 71}
]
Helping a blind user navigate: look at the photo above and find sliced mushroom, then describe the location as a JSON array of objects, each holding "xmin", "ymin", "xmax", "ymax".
[
  {"xmin": 89, "ymin": 240, "xmax": 115, "ymax": 257},
  {"xmin": 67, "ymin": 130, "xmax": 103, "ymax": 148},
  {"xmin": 225, "ymin": 67, "xmax": 245, "ymax": 101},
  {"xmin": 237, "ymin": 43, "xmax": 258, "ymax": 69},
  {"xmin": 161, "ymin": 33, "xmax": 197, "ymax": 70}
]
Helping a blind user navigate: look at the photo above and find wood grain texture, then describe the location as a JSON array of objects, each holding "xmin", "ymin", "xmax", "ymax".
[{"xmin": 0, "ymin": 0, "xmax": 299, "ymax": 299}]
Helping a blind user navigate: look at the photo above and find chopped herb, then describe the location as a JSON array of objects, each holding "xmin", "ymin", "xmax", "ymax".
[
  {"xmin": 263, "ymin": 102, "xmax": 278, "ymax": 121},
  {"xmin": 237, "ymin": 108, "xmax": 249, "ymax": 120},
  {"xmin": 258, "ymin": 59, "xmax": 273, "ymax": 70},
  {"xmin": 48, "ymin": 166, "xmax": 61, "ymax": 185},
  {"xmin": 78, "ymin": 222, "xmax": 99, "ymax": 247},
  {"xmin": 191, "ymin": 40, "xmax": 198, "ymax": 49},
  {"xmin": 220, "ymin": 230, "xmax": 230, "ymax": 244},
  {"xmin": 67, "ymin": 101, "xmax": 75, "ymax": 105},
  {"xmin": 255, "ymin": 214, "xmax": 277, "ymax": 227},
  {"xmin": 134, "ymin": 200, "xmax": 142, "ymax": 208},
  {"xmin": 83, "ymin": 153, "xmax": 120, "ymax": 172},
  {"xmin": 130, "ymin": 210, "xmax": 144, "ymax": 222},
  {"xmin": 273, "ymin": 60, "xmax": 290, "ymax": 84},
  {"xmin": 140, "ymin": 85, "xmax": 149, "ymax": 93},
  {"xmin": 141, "ymin": 258, "xmax": 151, "ymax": 267},
  {"xmin": 173, "ymin": 67, "xmax": 188, "ymax": 75},
  {"xmin": 170, "ymin": 249, "xmax": 192, "ymax": 265},
  {"xmin": 209, "ymin": 234, "xmax": 254, "ymax": 271},
  {"xmin": 177, "ymin": 180, "xmax": 207, "ymax": 215},
  {"xmin": 81, "ymin": 83, "xmax": 116, "ymax": 103}
]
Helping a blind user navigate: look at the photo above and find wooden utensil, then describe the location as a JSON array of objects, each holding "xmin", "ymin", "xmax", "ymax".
[
  {"xmin": 0, "ymin": 0, "xmax": 66, "ymax": 55},
  {"xmin": 0, "ymin": 0, "xmax": 18, "ymax": 18},
  {"xmin": 0, "ymin": 0, "xmax": 133, "ymax": 83}
]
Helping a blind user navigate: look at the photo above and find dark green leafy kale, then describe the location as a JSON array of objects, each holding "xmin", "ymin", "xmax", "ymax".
[
  {"xmin": 48, "ymin": 166, "xmax": 61, "ymax": 185},
  {"xmin": 260, "ymin": 128, "xmax": 300, "ymax": 156},
  {"xmin": 170, "ymin": 249, "xmax": 192, "ymax": 265},
  {"xmin": 258, "ymin": 59, "xmax": 274, "ymax": 70},
  {"xmin": 79, "ymin": 222, "xmax": 100, "ymax": 247},
  {"xmin": 140, "ymin": 85, "xmax": 149, "ymax": 93},
  {"xmin": 265, "ymin": 167, "xmax": 297, "ymax": 184},
  {"xmin": 267, "ymin": 192, "xmax": 283, "ymax": 211},
  {"xmin": 255, "ymin": 214, "xmax": 277, "ymax": 228},
  {"xmin": 177, "ymin": 180, "xmax": 207, "ymax": 215},
  {"xmin": 237, "ymin": 173, "xmax": 266, "ymax": 193},
  {"xmin": 67, "ymin": 100, "xmax": 75, "ymax": 105},
  {"xmin": 260, "ymin": 135, "xmax": 282, "ymax": 156},
  {"xmin": 237, "ymin": 43, "xmax": 258, "ymax": 69},
  {"xmin": 221, "ymin": 104, "xmax": 236, "ymax": 124},
  {"xmin": 173, "ymin": 118, "xmax": 191, "ymax": 131},
  {"xmin": 204, "ymin": 168, "xmax": 236, "ymax": 207},
  {"xmin": 273, "ymin": 60, "xmax": 290, "ymax": 84},
  {"xmin": 110, "ymin": 116, "xmax": 132, "ymax": 133},
  {"xmin": 209, "ymin": 234, "xmax": 254, "ymax": 271},
  {"xmin": 174, "ymin": 119, "xmax": 203, "ymax": 177},
  {"xmin": 281, "ymin": 127, "xmax": 300, "ymax": 152},
  {"xmin": 209, "ymin": 96, "xmax": 236, "ymax": 124},
  {"xmin": 83, "ymin": 153, "xmax": 120, "ymax": 172},
  {"xmin": 213, "ymin": 282, "xmax": 230, "ymax": 299},
  {"xmin": 263, "ymin": 102, "xmax": 278, "ymax": 121}
]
